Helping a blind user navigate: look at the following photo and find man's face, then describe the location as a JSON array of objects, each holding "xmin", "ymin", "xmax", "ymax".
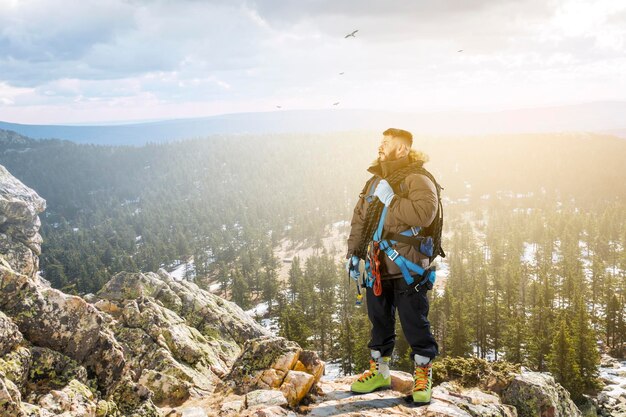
[{"xmin": 378, "ymin": 135, "xmax": 403, "ymax": 162}]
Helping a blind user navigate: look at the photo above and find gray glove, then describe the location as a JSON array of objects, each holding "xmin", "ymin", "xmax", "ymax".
[{"xmin": 373, "ymin": 179, "xmax": 395, "ymax": 207}]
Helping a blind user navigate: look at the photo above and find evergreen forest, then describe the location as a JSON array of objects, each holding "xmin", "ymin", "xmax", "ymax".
[{"xmin": 1, "ymin": 129, "xmax": 624, "ymax": 403}]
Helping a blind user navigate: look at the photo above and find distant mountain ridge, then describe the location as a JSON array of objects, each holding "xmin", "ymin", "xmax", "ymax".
[
  {"xmin": 1, "ymin": 101, "xmax": 626, "ymax": 145},
  {"xmin": 0, "ymin": 129, "xmax": 35, "ymax": 146}
]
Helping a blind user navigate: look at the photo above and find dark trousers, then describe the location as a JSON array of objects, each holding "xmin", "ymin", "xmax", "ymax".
[{"xmin": 366, "ymin": 277, "xmax": 439, "ymax": 360}]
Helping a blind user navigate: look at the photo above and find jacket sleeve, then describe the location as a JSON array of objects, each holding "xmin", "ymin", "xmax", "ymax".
[
  {"xmin": 388, "ymin": 173, "xmax": 437, "ymax": 227},
  {"xmin": 346, "ymin": 178, "xmax": 375, "ymax": 259}
]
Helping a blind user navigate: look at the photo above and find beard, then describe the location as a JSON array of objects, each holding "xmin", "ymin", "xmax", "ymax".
[{"xmin": 379, "ymin": 149, "xmax": 399, "ymax": 162}]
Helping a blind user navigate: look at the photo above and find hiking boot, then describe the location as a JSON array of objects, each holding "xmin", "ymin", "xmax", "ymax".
[
  {"xmin": 412, "ymin": 361, "xmax": 433, "ymax": 404},
  {"xmin": 350, "ymin": 356, "xmax": 391, "ymax": 394}
]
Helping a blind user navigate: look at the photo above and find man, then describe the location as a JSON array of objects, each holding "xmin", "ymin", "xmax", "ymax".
[{"xmin": 345, "ymin": 128, "xmax": 439, "ymax": 404}]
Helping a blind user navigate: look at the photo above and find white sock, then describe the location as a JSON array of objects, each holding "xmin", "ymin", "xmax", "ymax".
[
  {"xmin": 371, "ymin": 350, "xmax": 391, "ymax": 378},
  {"xmin": 414, "ymin": 354, "xmax": 431, "ymax": 366}
]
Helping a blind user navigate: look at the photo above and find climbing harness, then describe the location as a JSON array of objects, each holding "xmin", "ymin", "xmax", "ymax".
[
  {"xmin": 351, "ymin": 162, "xmax": 445, "ymax": 299},
  {"xmin": 363, "ymin": 205, "xmax": 437, "ymax": 294},
  {"xmin": 364, "ymin": 164, "xmax": 446, "ymax": 296},
  {"xmin": 355, "ymin": 163, "xmax": 445, "ymax": 263}
]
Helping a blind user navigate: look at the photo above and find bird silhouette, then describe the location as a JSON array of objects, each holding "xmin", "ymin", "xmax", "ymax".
[
  {"xmin": 458, "ymin": 49, "xmax": 464, "ymax": 52},
  {"xmin": 333, "ymin": 102, "xmax": 340, "ymax": 106},
  {"xmin": 344, "ymin": 30, "xmax": 358, "ymax": 38},
  {"xmin": 339, "ymin": 72, "xmax": 344, "ymax": 75},
  {"xmin": 276, "ymin": 105, "xmax": 282, "ymax": 109}
]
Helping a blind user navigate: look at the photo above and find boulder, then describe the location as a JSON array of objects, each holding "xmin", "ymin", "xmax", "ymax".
[
  {"xmin": 0, "ymin": 267, "xmax": 130, "ymax": 397},
  {"xmin": 98, "ymin": 269, "xmax": 269, "ymax": 349},
  {"xmin": 0, "ymin": 346, "xmax": 31, "ymax": 389},
  {"xmin": 0, "ymin": 164, "xmax": 160, "ymax": 417},
  {"xmin": 226, "ymin": 337, "xmax": 301, "ymax": 393},
  {"xmin": 101, "ymin": 296, "xmax": 222, "ymax": 405},
  {"xmin": 245, "ymin": 389, "xmax": 288, "ymax": 408},
  {"xmin": 36, "ymin": 379, "xmax": 96, "ymax": 417},
  {"xmin": 0, "ymin": 164, "xmax": 45, "ymax": 277},
  {"xmin": 220, "ymin": 396, "xmax": 245, "ymax": 415},
  {"xmin": 293, "ymin": 351, "xmax": 324, "ymax": 383},
  {"xmin": 502, "ymin": 371, "xmax": 582, "ymax": 417},
  {"xmin": 390, "ymin": 370, "xmax": 414, "ymax": 394},
  {"xmin": 434, "ymin": 382, "xmax": 518, "ymax": 417},
  {"xmin": 244, "ymin": 406, "xmax": 297, "ymax": 417},
  {"xmin": 0, "ymin": 373, "xmax": 25, "ymax": 417},
  {"xmin": 0, "ymin": 311, "xmax": 22, "ymax": 356},
  {"xmin": 26, "ymin": 347, "xmax": 91, "ymax": 395},
  {"xmin": 279, "ymin": 370, "xmax": 315, "ymax": 407}
]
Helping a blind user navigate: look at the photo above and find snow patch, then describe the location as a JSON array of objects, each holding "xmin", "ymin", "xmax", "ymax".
[
  {"xmin": 321, "ymin": 361, "xmax": 344, "ymax": 381},
  {"xmin": 521, "ymin": 242, "xmax": 537, "ymax": 267},
  {"xmin": 169, "ymin": 259, "xmax": 195, "ymax": 282},
  {"xmin": 246, "ymin": 302, "xmax": 269, "ymax": 318},
  {"xmin": 598, "ymin": 358, "xmax": 626, "ymax": 402}
]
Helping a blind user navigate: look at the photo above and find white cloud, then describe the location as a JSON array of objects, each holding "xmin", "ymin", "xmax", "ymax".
[{"xmin": 0, "ymin": 0, "xmax": 625, "ymax": 123}]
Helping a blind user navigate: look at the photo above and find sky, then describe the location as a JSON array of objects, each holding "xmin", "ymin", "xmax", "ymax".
[{"xmin": 0, "ymin": 0, "xmax": 625, "ymax": 124}]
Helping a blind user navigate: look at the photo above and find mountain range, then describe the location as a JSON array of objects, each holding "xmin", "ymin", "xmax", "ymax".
[{"xmin": 1, "ymin": 101, "xmax": 625, "ymax": 146}]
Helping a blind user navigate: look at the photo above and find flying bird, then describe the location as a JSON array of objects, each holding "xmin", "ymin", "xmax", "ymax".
[
  {"xmin": 339, "ymin": 72, "xmax": 345, "ymax": 75},
  {"xmin": 333, "ymin": 102, "xmax": 340, "ymax": 106},
  {"xmin": 276, "ymin": 105, "xmax": 282, "ymax": 109},
  {"xmin": 458, "ymin": 49, "xmax": 464, "ymax": 52},
  {"xmin": 344, "ymin": 30, "xmax": 358, "ymax": 38}
]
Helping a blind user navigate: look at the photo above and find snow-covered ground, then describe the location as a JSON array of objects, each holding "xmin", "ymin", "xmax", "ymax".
[
  {"xmin": 598, "ymin": 356, "xmax": 626, "ymax": 407},
  {"xmin": 169, "ymin": 259, "xmax": 195, "ymax": 281},
  {"xmin": 246, "ymin": 301, "xmax": 269, "ymax": 318},
  {"xmin": 552, "ymin": 239, "xmax": 562, "ymax": 263},
  {"xmin": 244, "ymin": 301, "xmax": 280, "ymax": 336},
  {"xmin": 521, "ymin": 242, "xmax": 537, "ymax": 267},
  {"xmin": 321, "ymin": 361, "xmax": 343, "ymax": 381},
  {"xmin": 260, "ymin": 317, "xmax": 279, "ymax": 336}
]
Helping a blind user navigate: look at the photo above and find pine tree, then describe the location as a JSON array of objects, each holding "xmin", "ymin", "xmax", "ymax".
[
  {"xmin": 445, "ymin": 300, "xmax": 472, "ymax": 357},
  {"xmin": 288, "ymin": 257, "xmax": 304, "ymax": 303},
  {"xmin": 502, "ymin": 308, "xmax": 526, "ymax": 364},
  {"xmin": 278, "ymin": 303, "xmax": 311, "ymax": 349},
  {"xmin": 261, "ymin": 245, "xmax": 280, "ymax": 315},
  {"xmin": 231, "ymin": 268, "xmax": 251, "ymax": 309},
  {"xmin": 548, "ymin": 317, "xmax": 583, "ymax": 402},
  {"xmin": 572, "ymin": 293, "xmax": 600, "ymax": 393}
]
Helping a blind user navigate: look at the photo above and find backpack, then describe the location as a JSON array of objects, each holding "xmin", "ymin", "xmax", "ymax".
[{"xmin": 411, "ymin": 167, "xmax": 446, "ymax": 263}]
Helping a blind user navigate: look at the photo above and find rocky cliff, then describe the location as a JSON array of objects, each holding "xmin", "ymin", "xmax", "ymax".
[
  {"xmin": 0, "ymin": 163, "xmax": 602, "ymax": 417},
  {"xmin": 0, "ymin": 164, "xmax": 325, "ymax": 416}
]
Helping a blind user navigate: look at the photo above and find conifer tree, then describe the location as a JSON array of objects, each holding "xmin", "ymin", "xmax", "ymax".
[
  {"xmin": 288, "ymin": 256, "xmax": 304, "ymax": 302},
  {"xmin": 548, "ymin": 317, "xmax": 583, "ymax": 402},
  {"xmin": 445, "ymin": 300, "xmax": 472, "ymax": 357},
  {"xmin": 230, "ymin": 268, "xmax": 251, "ymax": 309},
  {"xmin": 572, "ymin": 293, "xmax": 600, "ymax": 393}
]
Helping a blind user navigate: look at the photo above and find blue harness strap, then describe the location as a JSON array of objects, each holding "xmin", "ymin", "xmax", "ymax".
[{"xmin": 365, "ymin": 205, "xmax": 436, "ymax": 290}]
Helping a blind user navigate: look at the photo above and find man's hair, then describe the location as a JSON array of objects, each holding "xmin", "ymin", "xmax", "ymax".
[{"xmin": 383, "ymin": 128, "xmax": 412, "ymax": 148}]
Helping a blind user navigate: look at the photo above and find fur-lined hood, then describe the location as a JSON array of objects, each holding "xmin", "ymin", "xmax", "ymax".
[
  {"xmin": 368, "ymin": 149, "xmax": 430, "ymax": 178},
  {"xmin": 368, "ymin": 149, "xmax": 430, "ymax": 172},
  {"xmin": 369, "ymin": 149, "xmax": 430, "ymax": 167},
  {"xmin": 408, "ymin": 149, "xmax": 429, "ymax": 163}
]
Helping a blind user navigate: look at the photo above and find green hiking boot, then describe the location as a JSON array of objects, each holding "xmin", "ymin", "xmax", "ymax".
[
  {"xmin": 350, "ymin": 358, "xmax": 391, "ymax": 394},
  {"xmin": 412, "ymin": 362, "xmax": 433, "ymax": 404}
]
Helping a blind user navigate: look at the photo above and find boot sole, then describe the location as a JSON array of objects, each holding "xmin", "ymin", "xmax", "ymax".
[
  {"xmin": 350, "ymin": 385, "xmax": 392, "ymax": 394},
  {"xmin": 403, "ymin": 395, "xmax": 431, "ymax": 406}
]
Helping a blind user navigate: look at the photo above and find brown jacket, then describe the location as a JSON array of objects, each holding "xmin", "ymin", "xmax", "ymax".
[{"xmin": 346, "ymin": 150, "xmax": 438, "ymax": 280}]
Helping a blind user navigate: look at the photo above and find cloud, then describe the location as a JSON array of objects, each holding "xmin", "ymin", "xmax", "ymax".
[
  {"xmin": 0, "ymin": 0, "xmax": 135, "ymax": 62},
  {"xmin": 0, "ymin": 0, "xmax": 625, "ymax": 123},
  {"xmin": 0, "ymin": 0, "xmax": 265, "ymax": 87}
]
